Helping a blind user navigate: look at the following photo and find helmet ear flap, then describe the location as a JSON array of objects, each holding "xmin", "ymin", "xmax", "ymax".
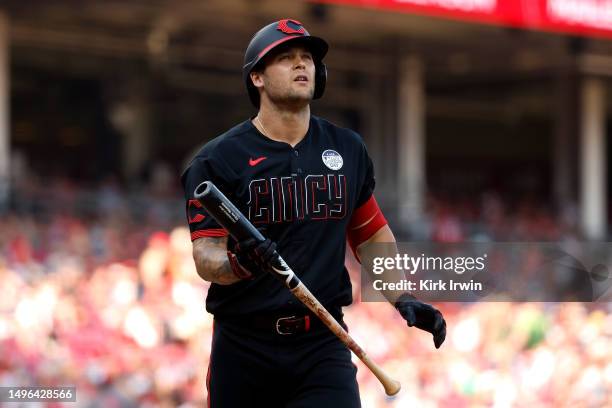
[{"xmin": 313, "ymin": 62, "xmax": 327, "ymax": 100}]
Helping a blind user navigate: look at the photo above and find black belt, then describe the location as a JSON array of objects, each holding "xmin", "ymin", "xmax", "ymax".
[{"xmin": 217, "ymin": 309, "xmax": 343, "ymax": 336}]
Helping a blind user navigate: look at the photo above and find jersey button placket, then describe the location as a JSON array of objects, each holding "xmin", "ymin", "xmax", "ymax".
[{"xmin": 291, "ymin": 149, "xmax": 301, "ymax": 174}]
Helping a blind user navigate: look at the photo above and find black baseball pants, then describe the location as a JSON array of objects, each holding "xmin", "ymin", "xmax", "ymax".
[{"xmin": 206, "ymin": 317, "xmax": 361, "ymax": 407}]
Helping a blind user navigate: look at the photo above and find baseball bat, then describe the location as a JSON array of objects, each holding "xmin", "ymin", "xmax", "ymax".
[{"xmin": 194, "ymin": 181, "xmax": 401, "ymax": 396}]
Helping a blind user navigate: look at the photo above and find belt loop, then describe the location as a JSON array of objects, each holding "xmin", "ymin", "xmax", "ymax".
[{"xmin": 304, "ymin": 315, "xmax": 310, "ymax": 332}]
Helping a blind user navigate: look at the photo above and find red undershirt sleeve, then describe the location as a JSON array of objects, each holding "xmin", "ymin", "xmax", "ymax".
[{"xmin": 347, "ymin": 194, "xmax": 387, "ymax": 261}]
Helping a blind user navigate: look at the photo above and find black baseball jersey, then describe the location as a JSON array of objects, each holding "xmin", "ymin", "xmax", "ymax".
[{"xmin": 181, "ymin": 115, "xmax": 375, "ymax": 317}]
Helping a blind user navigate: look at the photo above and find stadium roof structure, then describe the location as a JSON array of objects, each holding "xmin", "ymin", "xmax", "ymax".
[{"xmin": 5, "ymin": 0, "xmax": 612, "ymax": 86}]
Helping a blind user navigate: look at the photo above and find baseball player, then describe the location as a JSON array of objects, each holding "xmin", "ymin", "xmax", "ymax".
[{"xmin": 181, "ymin": 19, "xmax": 446, "ymax": 407}]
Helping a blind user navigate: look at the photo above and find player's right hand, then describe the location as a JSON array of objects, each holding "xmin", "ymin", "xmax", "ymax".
[{"xmin": 228, "ymin": 237, "xmax": 280, "ymax": 279}]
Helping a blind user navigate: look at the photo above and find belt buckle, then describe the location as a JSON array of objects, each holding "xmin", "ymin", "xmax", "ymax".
[{"xmin": 276, "ymin": 315, "xmax": 297, "ymax": 335}]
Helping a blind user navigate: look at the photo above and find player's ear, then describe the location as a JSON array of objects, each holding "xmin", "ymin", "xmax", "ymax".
[{"xmin": 250, "ymin": 70, "xmax": 264, "ymax": 89}]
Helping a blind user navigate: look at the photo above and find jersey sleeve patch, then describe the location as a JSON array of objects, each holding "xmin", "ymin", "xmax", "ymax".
[{"xmin": 181, "ymin": 157, "xmax": 229, "ymax": 241}]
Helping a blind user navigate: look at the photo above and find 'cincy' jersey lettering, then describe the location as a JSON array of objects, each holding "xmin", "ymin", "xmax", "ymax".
[{"xmin": 248, "ymin": 174, "xmax": 347, "ymax": 224}]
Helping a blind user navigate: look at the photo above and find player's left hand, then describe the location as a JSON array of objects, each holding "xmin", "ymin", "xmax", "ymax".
[{"xmin": 395, "ymin": 293, "xmax": 446, "ymax": 349}]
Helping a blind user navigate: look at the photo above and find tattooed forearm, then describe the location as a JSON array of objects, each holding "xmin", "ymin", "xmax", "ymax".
[{"xmin": 192, "ymin": 236, "xmax": 241, "ymax": 285}]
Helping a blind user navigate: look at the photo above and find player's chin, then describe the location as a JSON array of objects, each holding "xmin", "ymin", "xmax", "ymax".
[
  {"xmin": 288, "ymin": 87, "xmax": 314, "ymax": 101},
  {"xmin": 287, "ymin": 95, "xmax": 313, "ymax": 106},
  {"xmin": 271, "ymin": 87, "xmax": 313, "ymax": 106}
]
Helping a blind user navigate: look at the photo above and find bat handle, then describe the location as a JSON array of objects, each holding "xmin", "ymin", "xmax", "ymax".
[
  {"xmin": 290, "ymin": 281, "xmax": 402, "ymax": 396},
  {"xmin": 360, "ymin": 355, "xmax": 401, "ymax": 396}
]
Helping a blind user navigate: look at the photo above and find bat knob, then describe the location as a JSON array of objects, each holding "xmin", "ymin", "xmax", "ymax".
[
  {"xmin": 385, "ymin": 380, "xmax": 401, "ymax": 396},
  {"xmin": 362, "ymin": 354, "xmax": 402, "ymax": 397}
]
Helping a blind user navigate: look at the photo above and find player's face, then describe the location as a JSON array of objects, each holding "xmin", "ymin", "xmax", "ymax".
[{"xmin": 254, "ymin": 45, "xmax": 316, "ymax": 106}]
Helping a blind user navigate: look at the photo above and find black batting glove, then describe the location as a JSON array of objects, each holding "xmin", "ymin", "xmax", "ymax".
[
  {"xmin": 228, "ymin": 237, "xmax": 280, "ymax": 280},
  {"xmin": 395, "ymin": 293, "xmax": 447, "ymax": 349}
]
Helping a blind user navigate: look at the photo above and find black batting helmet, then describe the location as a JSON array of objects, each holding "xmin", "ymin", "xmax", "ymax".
[{"xmin": 243, "ymin": 19, "xmax": 328, "ymax": 108}]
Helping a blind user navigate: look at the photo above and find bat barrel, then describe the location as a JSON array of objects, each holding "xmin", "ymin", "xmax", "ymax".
[
  {"xmin": 194, "ymin": 181, "xmax": 265, "ymax": 242},
  {"xmin": 193, "ymin": 180, "xmax": 212, "ymax": 199},
  {"xmin": 194, "ymin": 181, "xmax": 300, "ymax": 289}
]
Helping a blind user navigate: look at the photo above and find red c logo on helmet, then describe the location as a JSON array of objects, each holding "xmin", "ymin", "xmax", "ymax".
[{"xmin": 277, "ymin": 19, "xmax": 306, "ymax": 35}]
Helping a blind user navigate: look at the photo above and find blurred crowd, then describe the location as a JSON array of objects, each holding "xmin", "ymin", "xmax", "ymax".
[
  {"xmin": 420, "ymin": 192, "xmax": 580, "ymax": 243},
  {"xmin": 0, "ymin": 182, "xmax": 611, "ymax": 407}
]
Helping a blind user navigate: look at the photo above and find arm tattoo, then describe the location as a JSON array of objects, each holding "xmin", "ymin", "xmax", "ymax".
[{"xmin": 192, "ymin": 237, "xmax": 241, "ymax": 285}]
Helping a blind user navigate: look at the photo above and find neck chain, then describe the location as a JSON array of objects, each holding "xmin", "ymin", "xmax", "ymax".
[{"xmin": 255, "ymin": 115, "xmax": 270, "ymax": 137}]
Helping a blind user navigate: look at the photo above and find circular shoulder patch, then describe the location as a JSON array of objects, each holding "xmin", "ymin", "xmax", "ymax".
[{"xmin": 322, "ymin": 149, "xmax": 343, "ymax": 170}]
